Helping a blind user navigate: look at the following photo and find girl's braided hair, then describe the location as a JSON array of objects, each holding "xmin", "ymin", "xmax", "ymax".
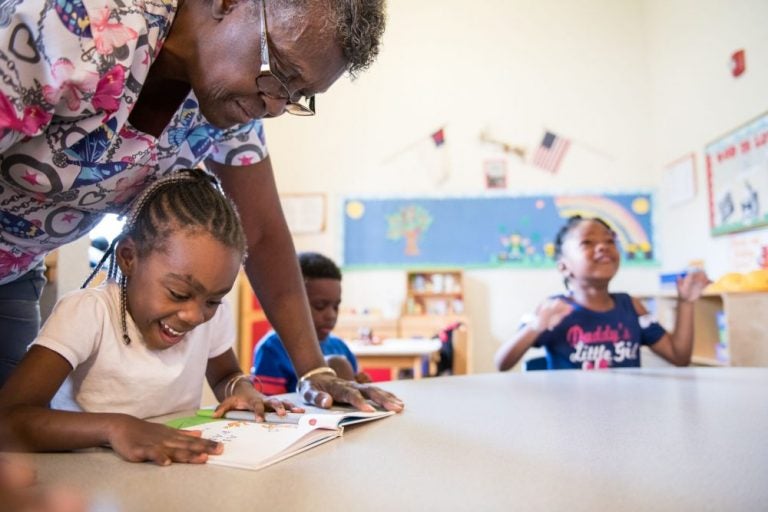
[
  {"xmin": 553, "ymin": 215, "xmax": 615, "ymax": 290},
  {"xmin": 553, "ymin": 215, "xmax": 614, "ymax": 260},
  {"xmin": 82, "ymin": 168, "xmax": 247, "ymax": 343}
]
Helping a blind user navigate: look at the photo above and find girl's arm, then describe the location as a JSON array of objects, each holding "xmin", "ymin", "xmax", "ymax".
[
  {"xmin": 643, "ymin": 272, "xmax": 710, "ymax": 366},
  {"xmin": 494, "ymin": 324, "xmax": 545, "ymax": 372},
  {"xmin": 494, "ymin": 298, "xmax": 575, "ymax": 371},
  {"xmin": 0, "ymin": 346, "xmax": 222, "ymax": 465},
  {"xmin": 206, "ymin": 349, "xmax": 304, "ymax": 421}
]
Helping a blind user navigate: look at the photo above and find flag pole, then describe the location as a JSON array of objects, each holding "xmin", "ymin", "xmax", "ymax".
[
  {"xmin": 381, "ymin": 125, "xmax": 448, "ymax": 165},
  {"xmin": 479, "ymin": 129, "xmax": 527, "ymax": 160}
]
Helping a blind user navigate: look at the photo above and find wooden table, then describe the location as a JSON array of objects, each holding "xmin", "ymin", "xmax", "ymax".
[
  {"xmin": 25, "ymin": 368, "xmax": 768, "ymax": 511},
  {"xmin": 349, "ymin": 338, "xmax": 442, "ymax": 379}
]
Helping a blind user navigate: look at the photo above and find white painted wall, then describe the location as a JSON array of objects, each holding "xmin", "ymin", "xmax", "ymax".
[
  {"xmin": 264, "ymin": 0, "xmax": 662, "ymax": 374},
  {"xmin": 645, "ymin": 0, "xmax": 768, "ymax": 274}
]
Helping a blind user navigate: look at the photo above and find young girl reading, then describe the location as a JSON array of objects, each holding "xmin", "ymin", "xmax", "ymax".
[
  {"xmin": 495, "ymin": 216, "xmax": 710, "ymax": 371},
  {"xmin": 0, "ymin": 169, "xmax": 301, "ymax": 465}
]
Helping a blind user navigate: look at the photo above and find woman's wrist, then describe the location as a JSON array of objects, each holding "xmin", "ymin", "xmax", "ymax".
[{"xmin": 296, "ymin": 366, "xmax": 337, "ymax": 391}]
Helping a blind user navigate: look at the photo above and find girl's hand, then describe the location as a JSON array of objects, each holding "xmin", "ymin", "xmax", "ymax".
[
  {"xmin": 108, "ymin": 415, "xmax": 223, "ymax": 466},
  {"xmin": 677, "ymin": 271, "xmax": 711, "ymax": 302},
  {"xmin": 212, "ymin": 388, "xmax": 305, "ymax": 422},
  {"xmin": 297, "ymin": 374, "xmax": 404, "ymax": 413},
  {"xmin": 535, "ymin": 298, "xmax": 575, "ymax": 331}
]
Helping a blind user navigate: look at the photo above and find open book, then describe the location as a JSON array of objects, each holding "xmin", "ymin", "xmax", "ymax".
[{"xmin": 166, "ymin": 405, "xmax": 394, "ymax": 471}]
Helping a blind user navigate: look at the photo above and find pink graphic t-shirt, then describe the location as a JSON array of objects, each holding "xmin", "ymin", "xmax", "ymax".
[{"xmin": 0, "ymin": 0, "xmax": 267, "ymax": 284}]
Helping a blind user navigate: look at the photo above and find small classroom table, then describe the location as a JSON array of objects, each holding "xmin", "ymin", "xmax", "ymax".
[
  {"xmin": 26, "ymin": 367, "xmax": 768, "ymax": 511},
  {"xmin": 348, "ymin": 337, "xmax": 442, "ymax": 379}
]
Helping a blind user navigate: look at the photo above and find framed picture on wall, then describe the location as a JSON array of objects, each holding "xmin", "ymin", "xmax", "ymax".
[
  {"xmin": 483, "ymin": 159, "xmax": 507, "ymax": 189},
  {"xmin": 705, "ymin": 112, "xmax": 768, "ymax": 236},
  {"xmin": 280, "ymin": 193, "xmax": 326, "ymax": 234},
  {"xmin": 663, "ymin": 153, "xmax": 697, "ymax": 207}
]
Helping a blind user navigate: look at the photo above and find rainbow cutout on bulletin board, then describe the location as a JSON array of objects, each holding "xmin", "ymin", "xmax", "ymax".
[{"xmin": 555, "ymin": 195, "xmax": 653, "ymax": 259}]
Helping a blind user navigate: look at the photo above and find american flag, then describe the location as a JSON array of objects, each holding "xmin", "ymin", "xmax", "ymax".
[{"xmin": 531, "ymin": 131, "xmax": 570, "ymax": 172}]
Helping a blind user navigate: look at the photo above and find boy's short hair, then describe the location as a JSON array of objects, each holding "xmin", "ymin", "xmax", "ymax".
[{"xmin": 298, "ymin": 252, "xmax": 342, "ymax": 281}]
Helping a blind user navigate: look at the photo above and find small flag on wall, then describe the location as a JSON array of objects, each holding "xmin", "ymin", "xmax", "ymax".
[
  {"xmin": 431, "ymin": 128, "xmax": 446, "ymax": 147},
  {"xmin": 531, "ymin": 131, "xmax": 571, "ymax": 173}
]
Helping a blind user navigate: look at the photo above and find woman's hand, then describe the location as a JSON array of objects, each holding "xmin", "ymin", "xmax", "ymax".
[
  {"xmin": 354, "ymin": 371, "xmax": 372, "ymax": 384},
  {"xmin": 212, "ymin": 387, "xmax": 305, "ymax": 422},
  {"xmin": 297, "ymin": 374, "xmax": 404, "ymax": 413},
  {"xmin": 107, "ymin": 414, "xmax": 223, "ymax": 466}
]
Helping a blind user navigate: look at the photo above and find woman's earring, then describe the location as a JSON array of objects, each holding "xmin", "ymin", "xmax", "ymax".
[{"xmin": 119, "ymin": 275, "xmax": 132, "ymax": 345}]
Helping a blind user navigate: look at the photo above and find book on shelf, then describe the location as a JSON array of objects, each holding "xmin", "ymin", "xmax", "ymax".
[{"xmin": 166, "ymin": 404, "xmax": 394, "ymax": 471}]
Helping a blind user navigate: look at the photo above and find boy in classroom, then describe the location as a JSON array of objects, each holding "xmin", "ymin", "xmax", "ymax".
[
  {"xmin": 0, "ymin": 170, "xmax": 307, "ymax": 465},
  {"xmin": 252, "ymin": 252, "xmax": 371, "ymax": 395},
  {"xmin": 494, "ymin": 215, "xmax": 710, "ymax": 371}
]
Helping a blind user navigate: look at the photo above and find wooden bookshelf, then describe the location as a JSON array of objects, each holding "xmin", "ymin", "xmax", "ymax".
[
  {"xmin": 644, "ymin": 291, "xmax": 768, "ymax": 367},
  {"xmin": 404, "ymin": 269, "xmax": 464, "ymax": 316}
]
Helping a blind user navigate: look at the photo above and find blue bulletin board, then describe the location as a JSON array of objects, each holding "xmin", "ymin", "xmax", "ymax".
[{"xmin": 342, "ymin": 193, "xmax": 657, "ymax": 269}]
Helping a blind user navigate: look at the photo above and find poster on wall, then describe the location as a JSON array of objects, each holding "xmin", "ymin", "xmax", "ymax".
[
  {"xmin": 663, "ymin": 153, "xmax": 697, "ymax": 207},
  {"xmin": 342, "ymin": 193, "xmax": 656, "ymax": 269},
  {"xmin": 280, "ymin": 194, "xmax": 326, "ymax": 234},
  {"xmin": 705, "ymin": 112, "xmax": 768, "ymax": 235}
]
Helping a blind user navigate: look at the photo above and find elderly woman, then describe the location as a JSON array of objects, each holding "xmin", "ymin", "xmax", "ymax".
[{"xmin": 0, "ymin": 0, "xmax": 402, "ymax": 411}]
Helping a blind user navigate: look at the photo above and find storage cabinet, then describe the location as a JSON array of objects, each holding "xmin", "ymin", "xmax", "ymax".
[
  {"xmin": 404, "ymin": 269, "xmax": 464, "ymax": 315},
  {"xmin": 401, "ymin": 269, "xmax": 471, "ymax": 374},
  {"xmin": 648, "ymin": 292, "xmax": 768, "ymax": 367}
]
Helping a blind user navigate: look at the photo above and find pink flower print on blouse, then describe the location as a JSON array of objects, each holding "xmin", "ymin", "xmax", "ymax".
[
  {"xmin": 111, "ymin": 165, "xmax": 152, "ymax": 206},
  {"xmin": 0, "ymin": 92, "xmax": 52, "ymax": 137},
  {"xmin": 42, "ymin": 59, "xmax": 99, "ymax": 112},
  {"xmin": 0, "ymin": 248, "xmax": 38, "ymax": 277},
  {"xmin": 92, "ymin": 65, "xmax": 126, "ymax": 121},
  {"xmin": 91, "ymin": 6, "xmax": 138, "ymax": 56}
]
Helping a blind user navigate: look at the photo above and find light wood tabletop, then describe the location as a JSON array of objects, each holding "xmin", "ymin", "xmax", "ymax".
[{"xmin": 25, "ymin": 367, "xmax": 768, "ymax": 511}]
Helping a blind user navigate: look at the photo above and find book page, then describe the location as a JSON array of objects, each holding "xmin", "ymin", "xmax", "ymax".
[
  {"xmin": 181, "ymin": 420, "xmax": 340, "ymax": 471},
  {"xmin": 222, "ymin": 405, "xmax": 395, "ymax": 427}
]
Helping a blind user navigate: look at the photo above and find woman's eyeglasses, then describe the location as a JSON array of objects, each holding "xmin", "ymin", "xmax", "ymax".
[{"xmin": 257, "ymin": 0, "xmax": 315, "ymax": 116}]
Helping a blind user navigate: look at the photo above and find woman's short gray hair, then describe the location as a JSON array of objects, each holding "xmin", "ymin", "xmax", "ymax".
[
  {"xmin": 331, "ymin": 0, "xmax": 386, "ymax": 78},
  {"xmin": 275, "ymin": 0, "xmax": 386, "ymax": 78}
]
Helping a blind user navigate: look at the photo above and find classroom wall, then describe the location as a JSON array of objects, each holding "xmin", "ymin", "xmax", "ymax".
[
  {"xmin": 645, "ymin": 0, "xmax": 768, "ymax": 274},
  {"xmin": 46, "ymin": 1, "xmax": 765, "ymax": 375},
  {"xmin": 264, "ymin": 0, "xmax": 663, "ymax": 373}
]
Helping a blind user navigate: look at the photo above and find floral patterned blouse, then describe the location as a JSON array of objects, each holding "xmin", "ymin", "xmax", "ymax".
[{"xmin": 0, "ymin": 0, "xmax": 267, "ymax": 284}]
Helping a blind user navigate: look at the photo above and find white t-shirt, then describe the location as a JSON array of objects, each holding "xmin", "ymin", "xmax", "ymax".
[{"xmin": 33, "ymin": 281, "xmax": 234, "ymax": 419}]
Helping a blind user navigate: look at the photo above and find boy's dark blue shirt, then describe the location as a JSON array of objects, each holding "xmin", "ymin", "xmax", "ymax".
[{"xmin": 252, "ymin": 331, "xmax": 358, "ymax": 394}]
